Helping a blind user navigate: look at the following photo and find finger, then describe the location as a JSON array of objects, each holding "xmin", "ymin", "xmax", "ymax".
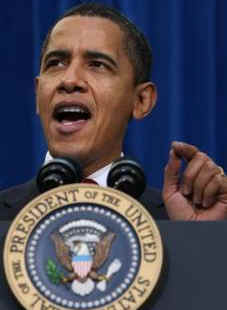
[
  {"xmin": 192, "ymin": 160, "xmax": 221, "ymax": 205},
  {"xmin": 180, "ymin": 151, "xmax": 209, "ymax": 196},
  {"xmin": 172, "ymin": 141, "xmax": 199, "ymax": 162},
  {"xmin": 219, "ymin": 175, "xmax": 227, "ymax": 195},
  {"xmin": 163, "ymin": 149, "xmax": 182, "ymax": 200},
  {"xmin": 202, "ymin": 173, "xmax": 222, "ymax": 208},
  {"xmin": 217, "ymin": 166, "xmax": 225, "ymax": 177}
]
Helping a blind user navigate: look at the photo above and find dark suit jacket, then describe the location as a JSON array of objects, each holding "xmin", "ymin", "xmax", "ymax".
[{"xmin": 0, "ymin": 178, "xmax": 168, "ymax": 220}]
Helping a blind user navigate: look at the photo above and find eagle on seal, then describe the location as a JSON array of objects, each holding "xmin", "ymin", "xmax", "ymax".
[{"xmin": 51, "ymin": 231, "xmax": 121, "ymax": 295}]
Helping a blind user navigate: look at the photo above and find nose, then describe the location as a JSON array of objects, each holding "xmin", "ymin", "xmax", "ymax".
[{"xmin": 57, "ymin": 63, "xmax": 88, "ymax": 94}]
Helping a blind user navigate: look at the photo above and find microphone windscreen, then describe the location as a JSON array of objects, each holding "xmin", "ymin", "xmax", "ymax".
[
  {"xmin": 107, "ymin": 157, "xmax": 146, "ymax": 198},
  {"xmin": 37, "ymin": 157, "xmax": 82, "ymax": 193}
]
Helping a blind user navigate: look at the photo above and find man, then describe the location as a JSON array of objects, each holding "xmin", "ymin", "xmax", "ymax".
[{"xmin": 0, "ymin": 2, "xmax": 227, "ymax": 220}]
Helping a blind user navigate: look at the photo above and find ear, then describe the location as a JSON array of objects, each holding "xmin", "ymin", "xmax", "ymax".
[
  {"xmin": 132, "ymin": 82, "xmax": 157, "ymax": 120},
  {"xmin": 34, "ymin": 76, "xmax": 40, "ymax": 115}
]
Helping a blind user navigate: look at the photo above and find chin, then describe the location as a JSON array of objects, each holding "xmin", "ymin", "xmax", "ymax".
[{"xmin": 49, "ymin": 144, "xmax": 89, "ymax": 162}]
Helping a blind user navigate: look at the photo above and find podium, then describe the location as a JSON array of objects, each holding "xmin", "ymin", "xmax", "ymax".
[{"xmin": 1, "ymin": 220, "xmax": 227, "ymax": 309}]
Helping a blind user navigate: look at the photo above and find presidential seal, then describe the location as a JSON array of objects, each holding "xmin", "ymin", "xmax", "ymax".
[{"xmin": 4, "ymin": 184, "xmax": 163, "ymax": 310}]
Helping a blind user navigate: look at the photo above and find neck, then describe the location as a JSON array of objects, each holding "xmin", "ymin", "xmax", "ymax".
[{"xmin": 82, "ymin": 152, "xmax": 122, "ymax": 177}]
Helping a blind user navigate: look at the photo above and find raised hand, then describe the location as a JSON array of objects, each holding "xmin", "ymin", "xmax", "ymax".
[{"xmin": 163, "ymin": 142, "xmax": 227, "ymax": 220}]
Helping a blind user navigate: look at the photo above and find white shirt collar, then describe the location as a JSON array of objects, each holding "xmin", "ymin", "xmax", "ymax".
[
  {"xmin": 44, "ymin": 151, "xmax": 53, "ymax": 165},
  {"xmin": 88, "ymin": 163, "xmax": 112, "ymax": 187},
  {"xmin": 44, "ymin": 151, "xmax": 122, "ymax": 187}
]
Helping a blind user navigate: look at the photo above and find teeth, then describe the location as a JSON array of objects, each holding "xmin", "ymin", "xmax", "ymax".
[
  {"xmin": 54, "ymin": 104, "xmax": 91, "ymax": 122},
  {"xmin": 59, "ymin": 106, "xmax": 86, "ymax": 113}
]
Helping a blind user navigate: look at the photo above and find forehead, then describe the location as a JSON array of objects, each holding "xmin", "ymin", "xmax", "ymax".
[{"xmin": 47, "ymin": 16, "xmax": 126, "ymax": 57}]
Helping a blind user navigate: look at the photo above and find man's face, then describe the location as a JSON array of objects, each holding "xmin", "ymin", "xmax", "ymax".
[{"xmin": 36, "ymin": 16, "xmax": 144, "ymax": 175}]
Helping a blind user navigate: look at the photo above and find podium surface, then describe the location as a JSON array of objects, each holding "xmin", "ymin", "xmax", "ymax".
[{"xmin": 1, "ymin": 221, "xmax": 227, "ymax": 309}]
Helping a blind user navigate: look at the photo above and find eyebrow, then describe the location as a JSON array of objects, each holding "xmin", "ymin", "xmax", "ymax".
[
  {"xmin": 84, "ymin": 50, "xmax": 118, "ymax": 69},
  {"xmin": 43, "ymin": 49, "xmax": 71, "ymax": 64},
  {"xmin": 43, "ymin": 49, "xmax": 118, "ymax": 69}
]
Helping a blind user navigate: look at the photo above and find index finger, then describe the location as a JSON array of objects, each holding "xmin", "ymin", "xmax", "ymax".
[{"xmin": 172, "ymin": 141, "xmax": 199, "ymax": 162}]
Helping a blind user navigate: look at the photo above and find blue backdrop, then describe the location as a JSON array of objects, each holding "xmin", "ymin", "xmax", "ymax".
[{"xmin": 1, "ymin": 0, "xmax": 227, "ymax": 190}]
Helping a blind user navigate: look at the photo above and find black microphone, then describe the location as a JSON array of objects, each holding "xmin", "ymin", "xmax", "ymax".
[
  {"xmin": 107, "ymin": 157, "xmax": 146, "ymax": 198},
  {"xmin": 37, "ymin": 158, "xmax": 82, "ymax": 193}
]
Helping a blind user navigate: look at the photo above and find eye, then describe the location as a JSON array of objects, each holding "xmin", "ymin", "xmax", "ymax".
[
  {"xmin": 89, "ymin": 60, "xmax": 109, "ymax": 70},
  {"xmin": 45, "ymin": 58, "xmax": 65, "ymax": 70}
]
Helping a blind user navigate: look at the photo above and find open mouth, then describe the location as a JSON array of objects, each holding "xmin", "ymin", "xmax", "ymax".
[{"xmin": 53, "ymin": 104, "xmax": 91, "ymax": 123}]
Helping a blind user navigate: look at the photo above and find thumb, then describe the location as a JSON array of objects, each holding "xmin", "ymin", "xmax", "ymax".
[{"xmin": 162, "ymin": 148, "xmax": 182, "ymax": 201}]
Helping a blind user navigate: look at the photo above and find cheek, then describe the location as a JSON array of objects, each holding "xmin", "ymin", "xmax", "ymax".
[
  {"xmin": 37, "ymin": 80, "xmax": 55, "ymax": 113},
  {"xmin": 96, "ymin": 80, "xmax": 134, "ymax": 110},
  {"xmin": 36, "ymin": 94, "xmax": 52, "ymax": 133},
  {"xmin": 97, "ymin": 95, "xmax": 132, "ymax": 136},
  {"xmin": 104, "ymin": 90, "xmax": 134, "ymax": 118}
]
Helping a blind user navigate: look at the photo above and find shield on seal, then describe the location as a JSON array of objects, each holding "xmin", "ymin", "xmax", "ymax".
[{"xmin": 72, "ymin": 247, "xmax": 93, "ymax": 279}]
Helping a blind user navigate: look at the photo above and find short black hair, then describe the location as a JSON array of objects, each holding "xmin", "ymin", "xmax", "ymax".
[{"xmin": 40, "ymin": 2, "xmax": 152, "ymax": 85}]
